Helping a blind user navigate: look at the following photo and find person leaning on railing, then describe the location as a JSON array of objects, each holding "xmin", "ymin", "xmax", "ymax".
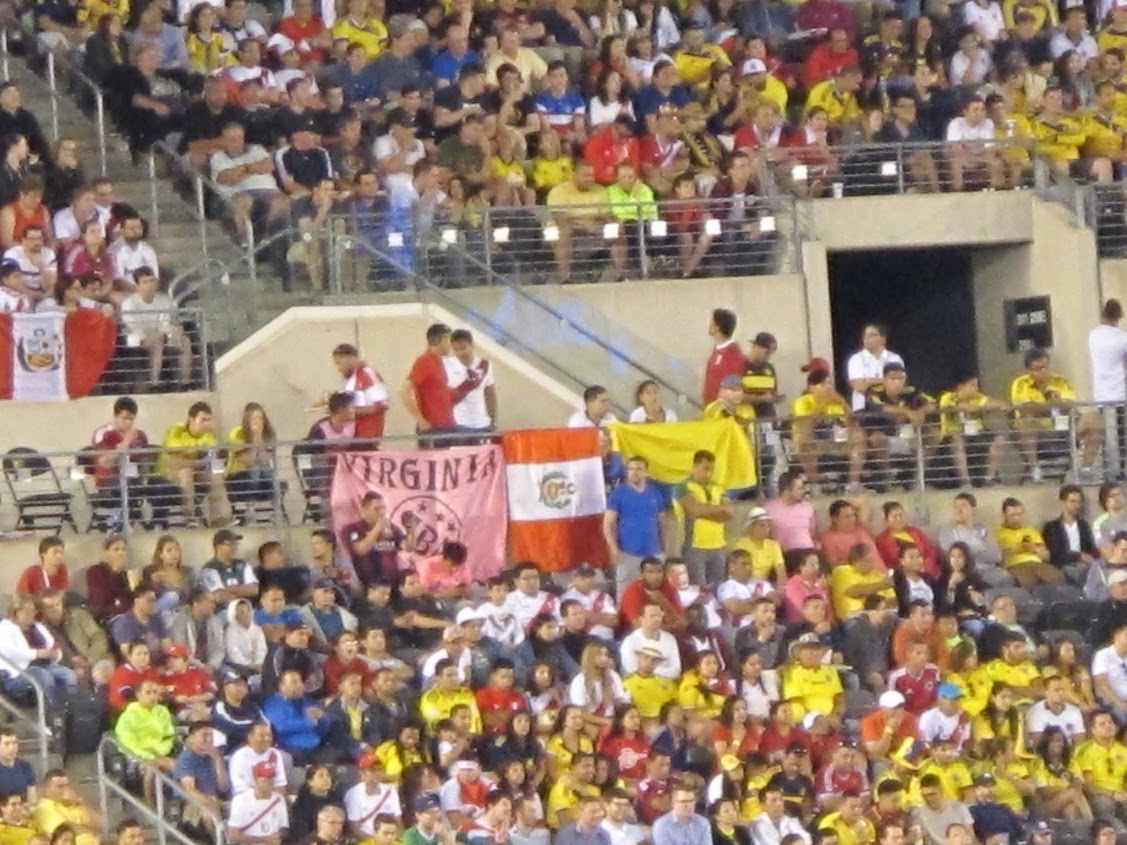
[
  {"xmin": 156, "ymin": 400, "xmax": 231, "ymax": 528},
  {"xmin": 605, "ymin": 163, "xmax": 658, "ymax": 281},
  {"xmin": 936, "ymin": 373, "xmax": 1010, "ymax": 488},
  {"xmin": 1030, "ymin": 86, "xmax": 1113, "ymax": 183}
]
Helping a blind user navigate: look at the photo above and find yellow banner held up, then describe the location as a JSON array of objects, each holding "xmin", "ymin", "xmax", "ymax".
[{"xmin": 609, "ymin": 418, "xmax": 758, "ymax": 490}]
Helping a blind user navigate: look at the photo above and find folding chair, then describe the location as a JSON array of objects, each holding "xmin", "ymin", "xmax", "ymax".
[
  {"xmin": 74, "ymin": 447, "xmax": 124, "ymax": 532},
  {"xmin": 1, "ymin": 447, "xmax": 77, "ymax": 533},
  {"xmin": 984, "ymin": 586, "xmax": 1044, "ymax": 629}
]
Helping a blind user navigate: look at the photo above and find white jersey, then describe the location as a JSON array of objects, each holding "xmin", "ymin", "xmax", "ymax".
[
  {"xmin": 344, "ymin": 782, "xmax": 400, "ymax": 836},
  {"xmin": 3, "ymin": 245, "xmax": 55, "ymax": 293},
  {"xmin": 228, "ymin": 747, "xmax": 287, "ymax": 796},
  {"xmin": 227, "ymin": 792, "xmax": 288, "ymax": 838},
  {"xmin": 845, "ymin": 347, "xmax": 904, "ymax": 410},
  {"xmin": 558, "ymin": 587, "xmax": 618, "ymax": 641},
  {"xmin": 477, "ymin": 599, "xmax": 525, "ymax": 647},
  {"xmin": 444, "ymin": 354, "xmax": 496, "ymax": 430},
  {"xmin": 1090, "ymin": 323, "xmax": 1127, "ymax": 403}
]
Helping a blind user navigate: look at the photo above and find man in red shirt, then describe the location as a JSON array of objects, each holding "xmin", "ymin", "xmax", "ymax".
[
  {"xmin": 800, "ymin": 27, "xmax": 860, "ymax": 88},
  {"xmin": 703, "ymin": 308, "xmax": 746, "ymax": 404},
  {"xmin": 276, "ymin": 0, "xmax": 330, "ymax": 65},
  {"xmin": 887, "ymin": 642, "xmax": 941, "ymax": 715},
  {"xmin": 401, "ymin": 323, "xmax": 456, "ymax": 444},
  {"xmin": 332, "ymin": 343, "xmax": 389, "ymax": 443},
  {"xmin": 619, "ymin": 557, "xmax": 683, "ymax": 629},
  {"xmin": 584, "ymin": 116, "xmax": 641, "ymax": 185},
  {"xmin": 859, "ymin": 690, "xmax": 920, "ymax": 763}
]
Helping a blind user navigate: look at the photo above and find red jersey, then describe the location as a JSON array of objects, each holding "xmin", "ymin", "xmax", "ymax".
[
  {"xmin": 619, "ymin": 580, "xmax": 682, "ymax": 627},
  {"xmin": 323, "ymin": 655, "xmax": 374, "ymax": 696},
  {"xmin": 887, "ymin": 665, "xmax": 941, "ymax": 715},
  {"xmin": 816, "ymin": 763, "xmax": 869, "ymax": 800},
  {"xmin": 635, "ymin": 777, "xmax": 677, "ymax": 824},
  {"xmin": 598, "ymin": 734, "xmax": 650, "ymax": 780},
  {"xmin": 276, "ymin": 16, "xmax": 328, "ymax": 63},
  {"xmin": 475, "ymin": 687, "xmax": 528, "ymax": 733},
  {"xmin": 859, "ymin": 710, "xmax": 920, "ymax": 751},
  {"xmin": 408, "ymin": 349, "xmax": 455, "ymax": 429},
  {"xmin": 583, "ymin": 127, "xmax": 641, "ymax": 185},
  {"xmin": 711, "ymin": 723, "xmax": 763, "ymax": 758},
  {"xmin": 91, "ymin": 425, "xmax": 150, "ymax": 487},
  {"xmin": 16, "ymin": 564, "xmax": 70, "ymax": 595},
  {"xmin": 343, "ymin": 364, "xmax": 388, "ymax": 440},
  {"xmin": 108, "ymin": 663, "xmax": 162, "ymax": 711},
  {"xmin": 703, "ymin": 341, "xmax": 747, "ymax": 404},
  {"xmin": 759, "ymin": 725, "xmax": 811, "ymax": 761},
  {"xmin": 163, "ymin": 667, "xmax": 215, "ymax": 701}
]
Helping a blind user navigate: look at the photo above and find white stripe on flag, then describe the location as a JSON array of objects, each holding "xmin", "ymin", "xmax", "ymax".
[
  {"xmin": 12, "ymin": 312, "xmax": 66, "ymax": 401},
  {"xmin": 506, "ymin": 457, "xmax": 606, "ymax": 522}
]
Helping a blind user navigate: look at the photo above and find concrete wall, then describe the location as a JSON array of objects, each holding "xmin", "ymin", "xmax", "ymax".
[{"xmin": 214, "ymin": 303, "xmax": 583, "ymax": 441}]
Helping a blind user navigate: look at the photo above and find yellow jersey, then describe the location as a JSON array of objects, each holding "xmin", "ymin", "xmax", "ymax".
[
  {"xmin": 531, "ymin": 155, "xmax": 574, "ymax": 193},
  {"xmin": 782, "ymin": 662, "xmax": 843, "ymax": 719},
  {"xmin": 945, "ymin": 667, "xmax": 994, "ymax": 717},
  {"xmin": 1002, "ymin": 0, "xmax": 1057, "ymax": 28},
  {"xmin": 1082, "ymin": 111, "xmax": 1127, "ymax": 157},
  {"xmin": 829, "ymin": 564, "xmax": 893, "ymax": 620},
  {"xmin": 731, "ymin": 536, "xmax": 785, "ymax": 581},
  {"xmin": 418, "ymin": 686, "xmax": 482, "ymax": 734},
  {"xmin": 1028, "ymin": 115, "xmax": 1087, "ymax": 162},
  {"xmin": 156, "ymin": 422, "xmax": 218, "ymax": 478},
  {"xmin": 818, "ymin": 812, "xmax": 876, "ymax": 845},
  {"xmin": 544, "ymin": 733, "xmax": 595, "ymax": 780},
  {"xmin": 1098, "ymin": 26, "xmax": 1127, "ymax": 54},
  {"xmin": 805, "ymin": 81, "xmax": 862, "ymax": 127},
  {"xmin": 623, "ymin": 673, "xmax": 677, "ymax": 719},
  {"xmin": 1072, "ymin": 738, "xmax": 1127, "ymax": 792},
  {"xmin": 546, "ymin": 778, "xmax": 600, "ymax": 828},
  {"xmin": 673, "ymin": 46, "xmax": 732, "ymax": 88},
  {"xmin": 937, "ymin": 391, "xmax": 993, "ymax": 438},
  {"xmin": 675, "ymin": 478, "xmax": 729, "ymax": 550},
  {"xmin": 995, "ymin": 524, "xmax": 1047, "ymax": 569},
  {"xmin": 330, "ymin": 16, "xmax": 387, "ymax": 58}
]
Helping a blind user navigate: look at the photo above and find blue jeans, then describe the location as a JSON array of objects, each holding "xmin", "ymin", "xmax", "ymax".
[{"xmin": 2, "ymin": 664, "xmax": 78, "ymax": 707}]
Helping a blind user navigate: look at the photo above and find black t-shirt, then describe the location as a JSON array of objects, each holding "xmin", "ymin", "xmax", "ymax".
[
  {"xmin": 432, "ymin": 85, "xmax": 488, "ymax": 144},
  {"xmin": 181, "ymin": 102, "xmax": 247, "ymax": 149},
  {"xmin": 765, "ymin": 771, "xmax": 815, "ymax": 817},
  {"xmin": 341, "ymin": 518, "xmax": 405, "ymax": 585},
  {"xmin": 863, "ymin": 385, "xmax": 933, "ymax": 434},
  {"xmin": 741, "ymin": 360, "xmax": 778, "ymax": 419},
  {"xmin": 278, "ymin": 145, "xmax": 333, "ymax": 189},
  {"xmin": 254, "ymin": 565, "xmax": 308, "ymax": 604},
  {"xmin": 242, "ymin": 106, "xmax": 281, "ymax": 148}
]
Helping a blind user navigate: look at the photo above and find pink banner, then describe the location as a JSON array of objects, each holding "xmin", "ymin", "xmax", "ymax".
[{"xmin": 330, "ymin": 446, "xmax": 508, "ymax": 581}]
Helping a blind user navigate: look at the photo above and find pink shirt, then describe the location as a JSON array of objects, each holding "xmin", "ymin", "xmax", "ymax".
[
  {"xmin": 763, "ymin": 499, "xmax": 816, "ymax": 551},
  {"xmin": 783, "ymin": 574, "xmax": 833, "ymax": 623},
  {"xmin": 416, "ymin": 555, "xmax": 472, "ymax": 592},
  {"xmin": 819, "ymin": 528, "xmax": 881, "ymax": 569}
]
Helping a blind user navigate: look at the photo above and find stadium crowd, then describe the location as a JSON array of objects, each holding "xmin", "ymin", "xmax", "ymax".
[{"xmin": 0, "ymin": 306, "xmax": 1126, "ymax": 845}]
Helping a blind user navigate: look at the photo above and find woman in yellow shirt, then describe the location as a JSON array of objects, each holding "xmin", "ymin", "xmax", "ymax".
[
  {"xmin": 1048, "ymin": 640, "xmax": 1097, "ymax": 712},
  {"xmin": 1032, "ymin": 726, "xmax": 1094, "ymax": 819},
  {"xmin": 971, "ymin": 683, "xmax": 1021, "ymax": 751},
  {"xmin": 373, "ymin": 723, "xmax": 425, "ymax": 785},
  {"xmin": 677, "ymin": 651, "xmax": 734, "ymax": 719},
  {"xmin": 226, "ymin": 402, "xmax": 278, "ymax": 518},
  {"xmin": 531, "ymin": 131, "xmax": 574, "ymax": 200},
  {"xmin": 945, "ymin": 641, "xmax": 993, "ymax": 717},
  {"xmin": 185, "ymin": 4, "xmax": 232, "ymax": 74},
  {"xmin": 544, "ymin": 706, "xmax": 594, "ymax": 781}
]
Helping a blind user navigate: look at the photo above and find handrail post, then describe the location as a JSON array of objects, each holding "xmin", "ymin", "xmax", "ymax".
[
  {"xmin": 195, "ymin": 174, "xmax": 209, "ymax": 263},
  {"xmin": 96, "ymin": 739, "xmax": 110, "ymax": 836},
  {"xmin": 913, "ymin": 425, "xmax": 926, "ymax": 494},
  {"xmin": 45, "ymin": 52, "xmax": 59, "ymax": 141},
  {"xmin": 147, "ymin": 154, "xmax": 159, "ymax": 237},
  {"xmin": 118, "ymin": 450, "xmax": 131, "ymax": 535},
  {"xmin": 637, "ymin": 202, "xmax": 648, "ymax": 280},
  {"xmin": 94, "ymin": 91, "xmax": 107, "ymax": 177},
  {"xmin": 271, "ymin": 449, "xmax": 284, "ymax": 532},
  {"xmin": 896, "ymin": 145, "xmax": 906, "ymax": 194},
  {"xmin": 1, "ymin": 29, "xmax": 9, "ymax": 82},
  {"xmin": 482, "ymin": 206, "xmax": 493, "ymax": 282}
]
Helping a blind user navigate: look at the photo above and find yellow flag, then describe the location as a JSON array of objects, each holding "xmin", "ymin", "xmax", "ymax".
[{"xmin": 609, "ymin": 418, "xmax": 757, "ymax": 489}]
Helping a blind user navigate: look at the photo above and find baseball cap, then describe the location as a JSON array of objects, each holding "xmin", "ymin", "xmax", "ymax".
[
  {"xmin": 252, "ymin": 760, "xmax": 277, "ymax": 779},
  {"xmin": 290, "ymin": 114, "xmax": 320, "ymax": 136},
  {"xmin": 745, "ymin": 506, "xmax": 772, "ymax": 525},
  {"xmin": 801, "ymin": 357, "xmax": 831, "ymax": 374},
  {"xmin": 214, "ymin": 528, "xmax": 242, "ymax": 545},
  {"xmin": 752, "ymin": 331, "xmax": 777, "ymax": 349},
  {"xmin": 311, "ymin": 577, "xmax": 335, "ymax": 591},
  {"xmin": 879, "ymin": 690, "xmax": 906, "ymax": 709},
  {"xmin": 1110, "ymin": 569, "xmax": 1127, "ymax": 586},
  {"xmin": 974, "ymin": 773, "xmax": 996, "ymax": 786},
  {"xmin": 1031, "ymin": 822, "xmax": 1052, "ymax": 837},
  {"xmin": 357, "ymin": 752, "xmax": 381, "ymax": 770},
  {"xmin": 719, "ymin": 374, "xmax": 743, "ymax": 390},
  {"xmin": 413, "ymin": 794, "xmax": 441, "ymax": 813},
  {"xmin": 456, "ymin": 606, "xmax": 485, "ymax": 625},
  {"xmin": 573, "ymin": 563, "xmax": 597, "ymax": 578},
  {"xmin": 785, "ymin": 741, "xmax": 808, "ymax": 756},
  {"xmin": 284, "ymin": 619, "xmax": 311, "ymax": 632},
  {"xmin": 167, "ymin": 644, "xmax": 189, "ymax": 659},
  {"xmin": 938, "ymin": 682, "xmax": 963, "ymax": 699},
  {"xmin": 636, "ymin": 644, "xmax": 666, "ymax": 660},
  {"xmin": 743, "ymin": 58, "xmax": 768, "ymax": 74},
  {"xmin": 788, "ymin": 632, "xmax": 826, "ymax": 658}
]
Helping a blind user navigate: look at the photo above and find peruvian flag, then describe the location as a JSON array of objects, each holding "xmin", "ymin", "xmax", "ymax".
[
  {"xmin": 0, "ymin": 310, "xmax": 117, "ymax": 400},
  {"xmin": 501, "ymin": 428, "xmax": 609, "ymax": 573}
]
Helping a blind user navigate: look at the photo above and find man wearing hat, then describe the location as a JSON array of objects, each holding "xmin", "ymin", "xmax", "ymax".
[
  {"xmin": 403, "ymin": 794, "xmax": 456, "ymax": 845},
  {"xmin": 421, "ymin": 614, "xmax": 473, "ymax": 685},
  {"xmin": 675, "ymin": 449, "xmax": 734, "ymax": 585},
  {"xmin": 918, "ymin": 682, "xmax": 972, "ymax": 751},
  {"xmin": 860, "ymin": 690, "xmax": 920, "ymax": 763},
  {"xmin": 782, "ymin": 633, "xmax": 843, "ymax": 725},
  {"xmin": 226, "ymin": 757, "xmax": 288, "ymax": 841},
  {"xmin": 344, "ymin": 751, "xmax": 401, "ymax": 839},
  {"xmin": 198, "ymin": 530, "xmax": 258, "ymax": 606}
]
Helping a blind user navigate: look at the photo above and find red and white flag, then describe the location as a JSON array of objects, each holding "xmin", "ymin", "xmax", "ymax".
[
  {"xmin": 0, "ymin": 311, "xmax": 117, "ymax": 401},
  {"xmin": 501, "ymin": 428, "xmax": 608, "ymax": 573}
]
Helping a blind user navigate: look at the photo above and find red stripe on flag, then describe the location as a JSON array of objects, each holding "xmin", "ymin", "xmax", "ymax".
[
  {"xmin": 501, "ymin": 427, "xmax": 600, "ymax": 463},
  {"xmin": 509, "ymin": 513, "xmax": 607, "ymax": 573},
  {"xmin": 0, "ymin": 313, "xmax": 13, "ymax": 400}
]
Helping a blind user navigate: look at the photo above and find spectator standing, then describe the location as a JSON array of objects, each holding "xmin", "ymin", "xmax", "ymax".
[
  {"xmin": 604, "ymin": 455, "xmax": 666, "ymax": 597},
  {"xmin": 331, "ymin": 343, "xmax": 389, "ymax": 443},
  {"xmin": 1090, "ymin": 299, "xmax": 1127, "ymax": 476},
  {"xmin": 401, "ymin": 323, "xmax": 456, "ymax": 442},
  {"xmin": 845, "ymin": 324, "xmax": 904, "ymax": 412},
  {"xmin": 445, "ymin": 329, "xmax": 497, "ymax": 437},
  {"xmin": 764, "ymin": 470, "xmax": 817, "ymax": 553}
]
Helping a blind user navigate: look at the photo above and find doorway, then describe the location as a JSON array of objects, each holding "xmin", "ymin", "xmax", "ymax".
[{"xmin": 828, "ymin": 248, "xmax": 978, "ymax": 397}]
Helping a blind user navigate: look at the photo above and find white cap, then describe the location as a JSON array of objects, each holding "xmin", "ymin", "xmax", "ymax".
[
  {"xmin": 456, "ymin": 606, "xmax": 484, "ymax": 625},
  {"xmin": 266, "ymin": 33, "xmax": 296, "ymax": 54},
  {"xmin": 743, "ymin": 58, "xmax": 768, "ymax": 75},
  {"xmin": 879, "ymin": 690, "xmax": 906, "ymax": 709},
  {"xmin": 1110, "ymin": 569, "xmax": 1127, "ymax": 586}
]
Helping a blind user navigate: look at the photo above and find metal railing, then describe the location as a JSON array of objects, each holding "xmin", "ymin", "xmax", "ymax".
[
  {"xmin": 1, "ymin": 401, "xmax": 1124, "ymax": 539},
  {"xmin": 0, "ymin": 659, "xmax": 51, "ymax": 775},
  {"xmin": 97, "ymin": 734, "xmax": 225, "ymax": 845},
  {"xmin": 750, "ymin": 138, "xmax": 1040, "ymax": 199}
]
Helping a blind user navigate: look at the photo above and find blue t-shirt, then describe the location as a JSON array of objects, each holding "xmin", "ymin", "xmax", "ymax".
[
  {"xmin": 431, "ymin": 49, "xmax": 482, "ymax": 85},
  {"xmin": 172, "ymin": 750, "xmax": 220, "ymax": 797},
  {"xmin": 535, "ymin": 90, "xmax": 585, "ymax": 131},
  {"xmin": 254, "ymin": 607, "xmax": 303, "ymax": 627},
  {"xmin": 635, "ymin": 84, "xmax": 693, "ymax": 117},
  {"xmin": 0, "ymin": 761, "xmax": 35, "ymax": 799},
  {"xmin": 606, "ymin": 480, "xmax": 665, "ymax": 557}
]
